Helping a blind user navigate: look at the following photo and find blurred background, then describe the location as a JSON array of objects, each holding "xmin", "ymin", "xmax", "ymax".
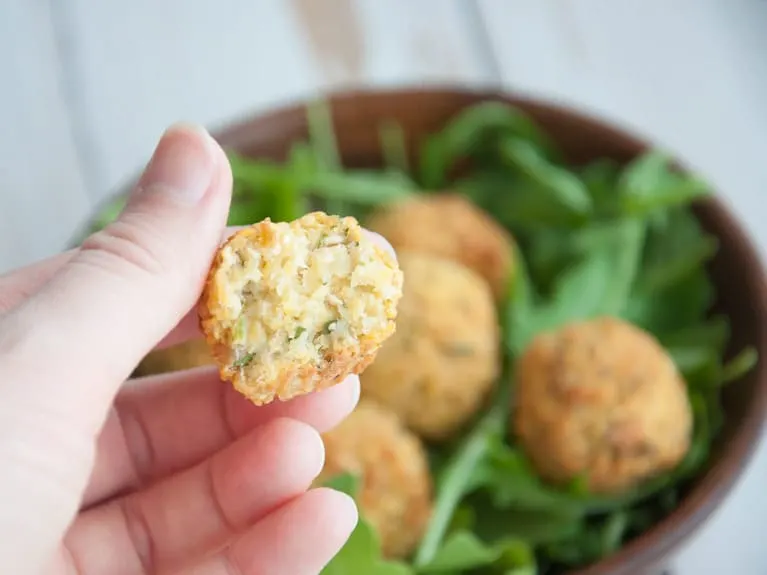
[{"xmin": 1, "ymin": 0, "xmax": 766, "ymax": 572}]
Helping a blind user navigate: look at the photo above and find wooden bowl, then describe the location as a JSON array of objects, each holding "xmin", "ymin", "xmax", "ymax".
[{"xmin": 120, "ymin": 88, "xmax": 767, "ymax": 573}]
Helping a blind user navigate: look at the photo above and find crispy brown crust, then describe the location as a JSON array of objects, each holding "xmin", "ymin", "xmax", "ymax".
[
  {"xmin": 361, "ymin": 252, "xmax": 500, "ymax": 440},
  {"xmin": 512, "ymin": 317, "xmax": 693, "ymax": 494},
  {"xmin": 198, "ymin": 213, "xmax": 401, "ymax": 406},
  {"xmin": 317, "ymin": 399, "xmax": 433, "ymax": 559},
  {"xmin": 366, "ymin": 193, "xmax": 514, "ymax": 300}
]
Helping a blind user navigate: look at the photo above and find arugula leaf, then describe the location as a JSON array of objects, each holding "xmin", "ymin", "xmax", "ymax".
[
  {"xmin": 419, "ymin": 101, "xmax": 557, "ymax": 188},
  {"xmin": 323, "ymin": 472, "xmax": 361, "ymax": 496},
  {"xmin": 379, "ymin": 120, "xmax": 410, "ymax": 176},
  {"xmin": 617, "ymin": 150, "xmax": 710, "ymax": 216},
  {"xmin": 637, "ymin": 208, "xmax": 719, "ymax": 293},
  {"xmin": 415, "ymin": 531, "xmax": 537, "ymax": 574},
  {"xmin": 542, "ymin": 511, "xmax": 628, "ymax": 568},
  {"xmin": 499, "ymin": 138, "xmax": 592, "ymax": 219},
  {"xmin": 622, "ymin": 267, "xmax": 715, "ymax": 335},
  {"xmin": 307, "ymin": 98, "xmax": 342, "ymax": 171},
  {"xmin": 580, "ymin": 158, "xmax": 621, "ymax": 216},
  {"xmin": 413, "ymin": 400, "xmax": 507, "ymax": 568},
  {"xmin": 455, "ymin": 172, "xmax": 586, "ymax": 231},
  {"xmin": 416, "ymin": 531, "xmax": 499, "ymax": 573},
  {"xmin": 720, "ymin": 347, "xmax": 758, "ymax": 385},
  {"xmin": 89, "ymin": 193, "xmax": 127, "ymax": 231},
  {"xmin": 304, "ymin": 170, "xmax": 416, "ymax": 204},
  {"xmin": 321, "ymin": 473, "xmax": 413, "ymax": 575},
  {"xmin": 321, "ymin": 518, "xmax": 413, "ymax": 575},
  {"xmin": 510, "ymin": 219, "xmax": 645, "ymax": 353}
]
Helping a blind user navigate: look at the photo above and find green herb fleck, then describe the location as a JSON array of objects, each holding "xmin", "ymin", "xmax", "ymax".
[
  {"xmin": 234, "ymin": 317, "xmax": 247, "ymax": 343},
  {"xmin": 292, "ymin": 326, "xmax": 307, "ymax": 340},
  {"xmin": 323, "ymin": 320, "xmax": 337, "ymax": 334},
  {"xmin": 232, "ymin": 352, "xmax": 255, "ymax": 369},
  {"xmin": 443, "ymin": 342, "xmax": 475, "ymax": 357}
]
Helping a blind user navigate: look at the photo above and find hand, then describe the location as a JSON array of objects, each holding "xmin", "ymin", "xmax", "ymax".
[{"xmin": 0, "ymin": 125, "xmax": 361, "ymax": 575}]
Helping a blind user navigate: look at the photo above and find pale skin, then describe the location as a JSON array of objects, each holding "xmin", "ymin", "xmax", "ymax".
[{"xmin": 0, "ymin": 125, "xmax": 392, "ymax": 574}]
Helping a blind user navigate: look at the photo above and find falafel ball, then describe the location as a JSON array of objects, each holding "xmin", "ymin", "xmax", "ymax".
[
  {"xmin": 134, "ymin": 339, "xmax": 214, "ymax": 376},
  {"xmin": 513, "ymin": 316, "xmax": 693, "ymax": 495},
  {"xmin": 366, "ymin": 193, "xmax": 514, "ymax": 300},
  {"xmin": 361, "ymin": 252, "xmax": 500, "ymax": 440},
  {"xmin": 199, "ymin": 212, "xmax": 403, "ymax": 406},
  {"xmin": 316, "ymin": 399, "xmax": 432, "ymax": 559}
]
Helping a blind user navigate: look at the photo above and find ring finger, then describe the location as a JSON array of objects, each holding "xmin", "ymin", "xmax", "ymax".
[{"xmin": 64, "ymin": 417, "xmax": 325, "ymax": 575}]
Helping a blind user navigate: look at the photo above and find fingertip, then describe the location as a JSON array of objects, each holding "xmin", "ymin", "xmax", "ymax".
[
  {"xmin": 267, "ymin": 417, "xmax": 326, "ymax": 479},
  {"xmin": 309, "ymin": 487, "xmax": 359, "ymax": 536},
  {"xmin": 347, "ymin": 374, "xmax": 361, "ymax": 411},
  {"xmin": 363, "ymin": 229, "xmax": 397, "ymax": 261}
]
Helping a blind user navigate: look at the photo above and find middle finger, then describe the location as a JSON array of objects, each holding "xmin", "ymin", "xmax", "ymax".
[
  {"xmin": 66, "ymin": 417, "xmax": 324, "ymax": 575},
  {"xmin": 83, "ymin": 367, "xmax": 359, "ymax": 506}
]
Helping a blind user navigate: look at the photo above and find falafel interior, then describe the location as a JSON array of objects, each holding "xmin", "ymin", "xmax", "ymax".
[{"xmin": 199, "ymin": 212, "xmax": 402, "ymax": 405}]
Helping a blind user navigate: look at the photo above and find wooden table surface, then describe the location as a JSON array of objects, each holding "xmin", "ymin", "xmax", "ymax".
[{"xmin": 2, "ymin": 1, "xmax": 767, "ymax": 572}]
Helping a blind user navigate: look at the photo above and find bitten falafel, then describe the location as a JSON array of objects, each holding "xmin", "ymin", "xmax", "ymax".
[
  {"xmin": 199, "ymin": 212, "xmax": 403, "ymax": 406},
  {"xmin": 513, "ymin": 316, "xmax": 693, "ymax": 494},
  {"xmin": 361, "ymin": 252, "xmax": 500, "ymax": 440},
  {"xmin": 366, "ymin": 193, "xmax": 514, "ymax": 300},
  {"xmin": 317, "ymin": 399, "xmax": 433, "ymax": 559}
]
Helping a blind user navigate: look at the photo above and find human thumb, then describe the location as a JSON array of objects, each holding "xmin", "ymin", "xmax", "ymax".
[
  {"xmin": 0, "ymin": 124, "xmax": 232, "ymax": 574},
  {"xmin": 1, "ymin": 121, "xmax": 232, "ymax": 442}
]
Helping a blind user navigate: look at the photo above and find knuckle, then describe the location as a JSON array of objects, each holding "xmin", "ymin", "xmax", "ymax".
[
  {"xmin": 120, "ymin": 496, "xmax": 156, "ymax": 575},
  {"xmin": 113, "ymin": 400, "xmax": 156, "ymax": 487},
  {"xmin": 79, "ymin": 216, "xmax": 167, "ymax": 278}
]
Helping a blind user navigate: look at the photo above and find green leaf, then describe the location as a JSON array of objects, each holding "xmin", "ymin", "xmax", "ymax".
[
  {"xmin": 321, "ymin": 474, "xmax": 413, "ymax": 575},
  {"xmin": 511, "ymin": 219, "xmax": 645, "ymax": 352},
  {"xmin": 416, "ymin": 531, "xmax": 500, "ymax": 573},
  {"xmin": 228, "ymin": 152, "xmax": 287, "ymax": 189},
  {"xmin": 306, "ymin": 98, "xmax": 342, "ymax": 171},
  {"xmin": 617, "ymin": 150, "xmax": 710, "ymax": 216},
  {"xmin": 413, "ymin": 405, "xmax": 504, "ymax": 568},
  {"xmin": 499, "ymin": 138, "xmax": 592, "ymax": 218},
  {"xmin": 321, "ymin": 516, "xmax": 413, "ymax": 575},
  {"xmin": 379, "ymin": 120, "xmax": 410, "ymax": 176},
  {"xmin": 90, "ymin": 194, "xmax": 127, "ymax": 232},
  {"xmin": 466, "ymin": 488, "xmax": 583, "ymax": 545},
  {"xmin": 622, "ymin": 267, "xmax": 715, "ymax": 335},
  {"xmin": 719, "ymin": 347, "xmax": 758, "ymax": 385},
  {"xmin": 415, "ymin": 530, "xmax": 537, "ymax": 575},
  {"xmin": 580, "ymin": 158, "xmax": 621, "ymax": 215},
  {"xmin": 304, "ymin": 170, "xmax": 416, "ymax": 204},
  {"xmin": 637, "ymin": 208, "xmax": 718, "ymax": 293},
  {"xmin": 599, "ymin": 511, "xmax": 629, "ymax": 556},
  {"xmin": 455, "ymin": 172, "xmax": 585, "ymax": 231},
  {"xmin": 418, "ymin": 101, "xmax": 557, "ymax": 188},
  {"xmin": 323, "ymin": 473, "xmax": 361, "ymax": 497}
]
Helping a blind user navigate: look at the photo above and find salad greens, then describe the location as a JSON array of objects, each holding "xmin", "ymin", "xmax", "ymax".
[{"xmin": 87, "ymin": 98, "xmax": 757, "ymax": 574}]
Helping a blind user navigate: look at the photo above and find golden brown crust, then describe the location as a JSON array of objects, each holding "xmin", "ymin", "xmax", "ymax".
[
  {"xmin": 199, "ymin": 212, "xmax": 402, "ymax": 406},
  {"xmin": 361, "ymin": 251, "xmax": 501, "ymax": 441},
  {"xmin": 316, "ymin": 399, "xmax": 433, "ymax": 559},
  {"xmin": 512, "ymin": 316, "xmax": 693, "ymax": 494},
  {"xmin": 366, "ymin": 193, "xmax": 514, "ymax": 300}
]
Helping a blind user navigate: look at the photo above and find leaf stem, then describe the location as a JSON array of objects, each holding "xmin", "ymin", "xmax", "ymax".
[{"xmin": 413, "ymin": 400, "xmax": 506, "ymax": 567}]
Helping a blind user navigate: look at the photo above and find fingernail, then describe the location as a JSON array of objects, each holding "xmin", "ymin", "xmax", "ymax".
[{"xmin": 138, "ymin": 123, "xmax": 217, "ymax": 204}]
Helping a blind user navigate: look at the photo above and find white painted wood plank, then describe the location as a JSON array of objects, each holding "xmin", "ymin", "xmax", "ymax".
[
  {"xmin": 0, "ymin": 2, "xmax": 91, "ymax": 273},
  {"xmin": 477, "ymin": 2, "xmax": 767, "ymax": 573},
  {"xmin": 61, "ymin": 0, "xmax": 494, "ymax": 204},
  {"xmin": 476, "ymin": 0, "xmax": 767, "ymax": 256}
]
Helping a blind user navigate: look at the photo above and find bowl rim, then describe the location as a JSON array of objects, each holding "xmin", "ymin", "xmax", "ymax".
[{"xmin": 113, "ymin": 86, "xmax": 767, "ymax": 573}]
